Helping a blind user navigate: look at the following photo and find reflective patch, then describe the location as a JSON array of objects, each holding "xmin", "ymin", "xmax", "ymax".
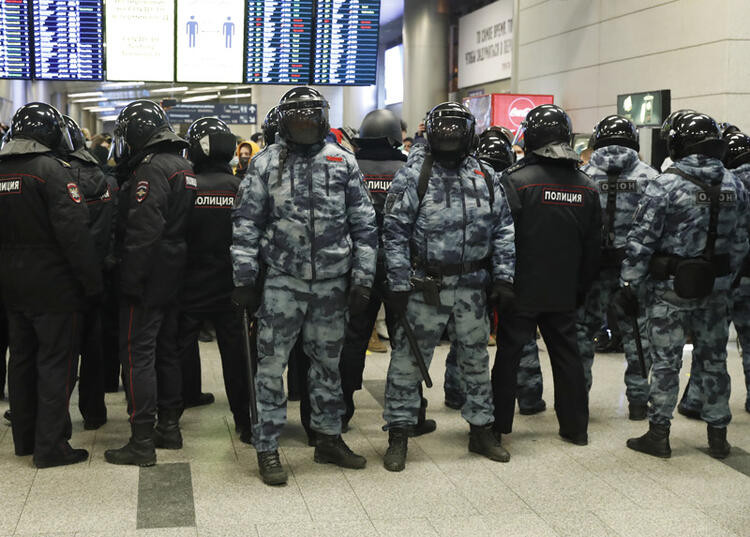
[
  {"xmin": 326, "ymin": 156, "xmax": 343, "ymax": 162},
  {"xmin": 600, "ymin": 180, "xmax": 637, "ymax": 193},
  {"xmin": 135, "ymin": 181, "xmax": 149, "ymax": 203},
  {"xmin": 67, "ymin": 182, "xmax": 82, "ymax": 203},
  {"xmin": 474, "ymin": 169, "xmax": 485, "ymax": 177},
  {"xmin": 0, "ymin": 177, "xmax": 22, "ymax": 195},
  {"xmin": 696, "ymin": 190, "xmax": 737, "ymax": 205},
  {"xmin": 541, "ymin": 187, "xmax": 583, "ymax": 206},
  {"xmin": 185, "ymin": 175, "xmax": 198, "ymax": 190}
]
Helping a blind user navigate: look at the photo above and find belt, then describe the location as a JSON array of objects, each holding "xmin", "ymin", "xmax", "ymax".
[
  {"xmin": 650, "ymin": 252, "xmax": 731, "ymax": 279},
  {"xmin": 413, "ymin": 257, "xmax": 491, "ymax": 278}
]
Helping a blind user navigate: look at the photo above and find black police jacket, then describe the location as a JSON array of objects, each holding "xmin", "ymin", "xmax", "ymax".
[
  {"xmin": 69, "ymin": 149, "xmax": 117, "ymax": 267},
  {"xmin": 182, "ymin": 161, "xmax": 239, "ymax": 312},
  {"xmin": 355, "ymin": 141, "xmax": 408, "ymax": 232},
  {"xmin": 501, "ymin": 154, "xmax": 601, "ymax": 311},
  {"xmin": 116, "ymin": 150, "xmax": 196, "ymax": 307},
  {"xmin": 0, "ymin": 142, "xmax": 103, "ymax": 312}
]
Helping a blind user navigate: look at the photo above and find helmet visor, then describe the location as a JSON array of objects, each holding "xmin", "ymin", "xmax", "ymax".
[
  {"xmin": 427, "ymin": 116, "xmax": 473, "ymax": 156},
  {"xmin": 282, "ymin": 107, "xmax": 329, "ymax": 145},
  {"xmin": 59, "ymin": 124, "xmax": 74, "ymax": 153}
]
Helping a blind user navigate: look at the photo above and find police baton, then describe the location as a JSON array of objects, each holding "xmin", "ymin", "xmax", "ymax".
[
  {"xmin": 399, "ymin": 316, "xmax": 433, "ymax": 388},
  {"xmin": 241, "ymin": 309, "xmax": 259, "ymax": 425},
  {"xmin": 621, "ymin": 285, "xmax": 648, "ymax": 380}
]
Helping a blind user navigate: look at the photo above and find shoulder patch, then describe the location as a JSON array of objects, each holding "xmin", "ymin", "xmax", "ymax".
[
  {"xmin": 135, "ymin": 180, "xmax": 149, "ymax": 203},
  {"xmin": 326, "ymin": 155, "xmax": 344, "ymax": 162},
  {"xmin": 505, "ymin": 160, "xmax": 526, "ymax": 175},
  {"xmin": 185, "ymin": 174, "xmax": 198, "ymax": 190},
  {"xmin": 66, "ymin": 182, "xmax": 82, "ymax": 203},
  {"xmin": 0, "ymin": 177, "xmax": 22, "ymax": 195}
]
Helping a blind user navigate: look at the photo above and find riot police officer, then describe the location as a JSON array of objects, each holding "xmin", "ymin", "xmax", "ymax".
[
  {"xmin": 262, "ymin": 106, "xmax": 280, "ymax": 146},
  {"xmin": 61, "ymin": 115, "xmax": 117, "ymax": 430},
  {"xmin": 178, "ymin": 117, "xmax": 251, "ymax": 443},
  {"xmin": 621, "ymin": 113, "xmax": 748, "ymax": 459},
  {"xmin": 492, "ymin": 104, "xmax": 601, "ymax": 450},
  {"xmin": 231, "ymin": 87, "xmax": 377, "ymax": 486},
  {"xmin": 105, "ymin": 100, "xmax": 197, "ymax": 467},
  {"xmin": 577, "ymin": 115, "xmax": 658, "ymax": 420},
  {"xmin": 0, "ymin": 103, "xmax": 102, "ymax": 467},
  {"xmin": 382, "ymin": 103, "xmax": 516, "ymax": 471}
]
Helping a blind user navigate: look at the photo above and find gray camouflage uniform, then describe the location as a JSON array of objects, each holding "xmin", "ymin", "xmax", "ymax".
[
  {"xmin": 621, "ymin": 155, "xmax": 749, "ymax": 427},
  {"xmin": 231, "ymin": 140, "xmax": 377, "ymax": 452},
  {"xmin": 383, "ymin": 145, "xmax": 515, "ymax": 429}
]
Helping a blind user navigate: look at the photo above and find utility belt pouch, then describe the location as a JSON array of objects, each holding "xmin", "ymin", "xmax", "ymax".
[
  {"xmin": 673, "ymin": 258, "xmax": 715, "ymax": 299},
  {"xmin": 411, "ymin": 275, "xmax": 442, "ymax": 307}
]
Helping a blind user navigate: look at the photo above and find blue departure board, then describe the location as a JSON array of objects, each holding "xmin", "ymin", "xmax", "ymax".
[
  {"xmin": 245, "ymin": 0, "xmax": 314, "ymax": 84},
  {"xmin": 32, "ymin": 0, "xmax": 104, "ymax": 81},
  {"xmin": 0, "ymin": 0, "xmax": 31, "ymax": 79},
  {"xmin": 313, "ymin": 0, "xmax": 380, "ymax": 85}
]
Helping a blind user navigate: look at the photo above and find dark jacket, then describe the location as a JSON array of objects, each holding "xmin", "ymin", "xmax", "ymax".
[
  {"xmin": 0, "ymin": 139, "xmax": 103, "ymax": 312},
  {"xmin": 182, "ymin": 161, "xmax": 239, "ymax": 312},
  {"xmin": 116, "ymin": 145, "xmax": 196, "ymax": 307},
  {"xmin": 501, "ymin": 154, "xmax": 601, "ymax": 311},
  {"xmin": 355, "ymin": 141, "xmax": 407, "ymax": 233}
]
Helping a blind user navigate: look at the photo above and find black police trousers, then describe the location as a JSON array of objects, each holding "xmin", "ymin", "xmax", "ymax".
[
  {"xmin": 7, "ymin": 310, "xmax": 81, "ymax": 458},
  {"xmin": 78, "ymin": 306, "xmax": 107, "ymax": 424},
  {"xmin": 119, "ymin": 305, "xmax": 181, "ymax": 425},
  {"xmin": 179, "ymin": 309, "xmax": 251, "ymax": 429},
  {"xmin": 0, "ymin": 313, "xmax": 8, "ymax": 398},
  {"xmin": 492, "ymin": 310, "xmax": 588, "ymax": 437}
]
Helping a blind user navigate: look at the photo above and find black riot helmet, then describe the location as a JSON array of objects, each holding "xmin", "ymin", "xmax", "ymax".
[
  {"xmin": 477, "ymin": 128, "xmax": 515, "ymax": 173},
  {"xmin": 425, "ymin": 102, "xmax": 476, "ymax": 166},
  {"xmin": 9, "ymin": 102, "xmax": 73, "ymax": 151},
  {"xmin": 185, "ymin": 117, "xmax": 237, "ymax": 164},
  {"xmin": 660, "ymin": 109, "xmax": 695, "ymax": 140},
  {"xmin": 592, "ymin": 115, "xmax": 639, "ymax": 151},
  {"xmin": 723, "ymin": 132, "xmax": 750, "ymax": 169},
  {"xmin": 112, "ymin": 99, "xmax": 173, "ymax": 163},
  {"xmin": 62, "ymin": 115, "xmax": 86, "ymax": 152},
  {"xmin": 357, "ymin": 108, "xmax": 403, "ymax": 147},
  {"xmin": 262, "ymin": 106, "xmax": 280, "ymax": 146},
  {"xmin": 514, "ymin": 104, "xmax": 572, "ymax": 153},
  {"xmin": 720, "ymin": 122, "xmax": 741, "ymax": 138},
  {"xmin": 277, "ymin": 87, "xmax": 330, "ymax": 146},
  {"xmin": 487, "ymin": 125, "xmax": 514, "ymax": 145},
  {"xmin": 667, "ymin": 112, "xmax": 726, "ymax": 161}
]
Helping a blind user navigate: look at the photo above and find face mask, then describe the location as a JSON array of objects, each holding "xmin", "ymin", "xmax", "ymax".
[
  {"xmin": 229, "ymin": 155, "xmax": 239, "ymax": 167},
  {"xmin": 85, "ymin": 140, "xmax": 92, "ymax": 149},
  {"xmin": 239, "ymin": 156, "xmax": 250, "ymax": 168}
]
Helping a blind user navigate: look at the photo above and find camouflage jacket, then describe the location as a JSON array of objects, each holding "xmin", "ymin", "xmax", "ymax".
[
  {"xmin": 384, "ymin": 145, "xmax": 516, "ymax": 292},
  {"xmin": 582, "ymin": 145, "xmax": 658, "ymax": 250},
  {"xmin": 621, "ymin": 154, "xmax": 750, "ymax": 291},
  {"xmin": 231, "ymin": 139, "xmax": 377, "ymax": 287}
]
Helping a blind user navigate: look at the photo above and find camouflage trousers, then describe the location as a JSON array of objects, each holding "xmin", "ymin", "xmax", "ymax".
[
  {"xmin": 681, "ymin": 285, "xmax": 750, "ymax": 411},
  {"xmin": 384, "ymin": 285, "xmax": 493, "ymax": 428},
  {"xmin": 252, "ymin": 269, "xmax": 347, "ymax": 451},
  {"xmin": 445, "ymin": 339, "xmax": 542, "ymax": 411},
  {"xmin": 647, "ymin": 290, "xmax": 732, "ymax": 427},
  {"xmin": 576, "ymin": 270, "xmax": 651, "ymax": 403}
]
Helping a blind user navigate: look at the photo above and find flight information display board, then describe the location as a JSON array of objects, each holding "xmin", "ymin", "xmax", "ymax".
[
  {"xmin": 0, "ymin": 0, "xmax": 31, "ymax": 79},
  {"xmin": 32, "ymin": 0, "xmax": 104, "ymax": 81},
  {"xmin": 245, "ymin": 0, "xmax": 314, "ymax": 84},
  {"xmin": 177, "ymin": 0, "xmax": 244, "ymax": 83},
  {"xmin": 105, "ymin": 0, "xmax": 175, "ymax": 81},
  {"xmin": 313, "ymin": 0, "xmax": 380, "ymax": 85}
]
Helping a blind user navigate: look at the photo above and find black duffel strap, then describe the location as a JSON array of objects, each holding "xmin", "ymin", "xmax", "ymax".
[
  {"xmin": 603, "ymin": 173, "xmax": 618, "ymax": 248},
  {"xmin": 416, "ymin": 153, "xmax": 434, "ymax": 205},
  {"xmin": 666, "ymin": 167, "xmax": 721, "ymax": 258},
  {"xmin": 413, "ymin": 256, "xmax": 491, "ymax": 277},
  {"xmin": 650, "ymin": 252, "xmax": 731, "ymax": 279}
]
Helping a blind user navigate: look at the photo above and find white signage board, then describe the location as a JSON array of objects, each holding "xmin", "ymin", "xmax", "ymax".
[{"xmin": 458, "ymin": 0, "xmax": 513, "ymax": 89}]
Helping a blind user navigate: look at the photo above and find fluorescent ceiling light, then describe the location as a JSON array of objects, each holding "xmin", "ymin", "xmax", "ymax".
[
  {"xmin": 229, "ymin": 85, "xmax": 253, "ymax": 90},
  {"xmin": 185, "ymin": 86, "xmax": 228, "ymax": 95},
  {"xmin": 101, "ymin": 82, "xmax": 145, "ymax": 89},
  {"xmin": 182, "ymin": 94, "xmax": 219, "ymax": 103},
  {"xmin": 67, "ymin": 91, "xmax": 103, "ymax": 99},
  {"xmin": 150, "ymin": 86, "xmax": 189, "ymax": 94},
  {"xmin": 219, "ymin": 93, "xmax": 252, "ymax": 100},
  {"xmin": 83, "ymin": 106, "xmax": 116, "ymax": 112},
  {"xmin": 99, "ymin": 115, "xmax": 119, "ymax": 122},
  {"xmin": 71, "ymin": 97, "xmax": 103, "ymax": 103}
]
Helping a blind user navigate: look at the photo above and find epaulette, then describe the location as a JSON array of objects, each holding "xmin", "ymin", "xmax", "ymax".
[
  {"xmin": 504, "ymin": 159, "xmax": 527, "ymax": 175},
  {"xmin": 333, "ymin": 140, "xmax": 355, "ymax": 155},
  {"xmin": 55, "ymin": 157, "xmax": 71, "ymax": 168}
]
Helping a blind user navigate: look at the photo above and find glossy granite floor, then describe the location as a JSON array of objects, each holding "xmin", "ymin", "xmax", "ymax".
[{"xmin": 1, "ymin": 331, "xmax": 750, "ymax": 537}]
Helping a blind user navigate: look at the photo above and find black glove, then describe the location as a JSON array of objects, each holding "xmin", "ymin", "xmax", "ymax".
[
  {"xmin": 348, "ymin": 285, "xmax": 371, "ymax": 316},
  {"xmin": 490, "ymin": 280, "xmax": 515, "ymax": 313},
  {"xmin": 614, "ymin": 283, "xmax": 639, "ymax": 317},
  {"xmin": 231, "ymin": 285, "xmax": 260, "ymax": 314},
  {"xmin": 386, "ymin": 290, "xmax": 411, "ymax": 320}
]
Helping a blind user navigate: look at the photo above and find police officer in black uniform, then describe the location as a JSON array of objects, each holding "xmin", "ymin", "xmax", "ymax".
[
  {"xmin": 492, "ymin": 104, "xmax": 601, "ymax": 450},
  {"xmin": 178, "ymin": 117, "xmax": 252, "ymax": 443},
  {"xmin": 61, "ymin": 115, "xmax": 117, "ymax": 430},
  {"xmin": 105, "ymin": 100, "xmax": 197, "ymax": 467},
  {"xmin": 0, "ymin": 103, "xmax": 103, "ymax": 467}
]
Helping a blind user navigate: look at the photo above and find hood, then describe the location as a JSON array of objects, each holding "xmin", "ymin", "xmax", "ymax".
[
  {"xmin": 589, "ymin": 145, "xmax": 640, "ymax": 173},
  {"xmin": 673, "ymin": 154, "xmax": 727, "ymax": 185},
  {"xmin": 0, "ymin": 138, "xmax": 52, "ymax": 158},
  {"xmin": 70, "ymin": 148, "xmax": 101, "ymax": 166},
  {"xmin": 146, "ymin": 129, "xmax": 188, "ymax": 151},
  {"xmin": 194, "ymin": 160, "xmax": 232, "ymax": 175},
  {"xmin": 236, "ymin": 140, "xmax": 259, "ymax": 158},
  {"xmin": 531, "ymin": 141, "xmax": 581, "ymax": 163}
]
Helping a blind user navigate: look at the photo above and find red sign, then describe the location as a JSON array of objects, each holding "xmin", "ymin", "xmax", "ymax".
[{"xmin": 492, "ymin": 93, "xmax": 554, "ymax": 133}]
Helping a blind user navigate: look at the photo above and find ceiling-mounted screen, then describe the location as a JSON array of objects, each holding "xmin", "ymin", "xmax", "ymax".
[
  {"xmin": 245, "ymin": 0, "xmax": 314, "ymax": 84},
  {"xmin": 312, "ymin": 0, "xmax": 380, "ymax": 86},
  {"xmin": 177, "ymin": 0, "xmax": 244, "ymax": 83},
  {"xmin": 0, "ymin": 0, "xmax": 31, "ymax": 79},
  {"xmin": 105, "ymin": 0, "xmax": 175, "ymax": 82},
  {"xmin": 32, "ymin": 0, "xmax": 104, "ymax": 81}
]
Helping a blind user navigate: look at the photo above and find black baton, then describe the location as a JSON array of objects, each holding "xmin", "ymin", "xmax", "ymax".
[
  {"xmin": 242, "ymin": 309, "xmax": 259, "ymax": 425},
  {"xmin": 630, "ymin": 312, "xmax": 647, "ymax": 379},
  {"xmin": 400, "ymin": 316, "xmax": 433, "ymax": 388}
]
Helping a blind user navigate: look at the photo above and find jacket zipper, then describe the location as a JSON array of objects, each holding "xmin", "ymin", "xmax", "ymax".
[
  {"xmin": 307, "ymin": 162, "xmax": 317, "ymax": 280},
  {"xmin": 324, "ymin": 167, "xmax": 330, "ymax": 196},
  {"xmin": 471, "ymin": 175, "xmax": 481, "ymax": 207}
]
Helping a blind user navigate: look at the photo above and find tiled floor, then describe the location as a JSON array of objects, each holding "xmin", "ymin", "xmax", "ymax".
[{"xmin": 1, "ymin": 334, "xmax": 750, "ymax": 537}]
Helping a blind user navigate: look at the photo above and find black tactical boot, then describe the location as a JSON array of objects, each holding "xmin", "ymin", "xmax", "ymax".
[
  {"xmin": 383, "ymin": 428, "xmax": 408, "ymax": 472},
  {"xmin": 409, "ymin": 399, "xmax": 436, "ymax": 437},
  {"xmin": 628, "ymin": 402, "xmax": 648, "ymax": 421},
  {"xmin": 257, "ymin": 450, "xmax": 288, "ymax": 486},
  {"xmin": 105, "ymin": 423, "xmax": 157, "ymax": 467},
  {"xmin": 626, "ymin": 421, "xmax": 671, "ymax": 458},
  {"xmin": 153, "ymin": 408, "xmax": 183, "ymax": 449},
  {"xmin": 3, "ymin": 409, "xmax": 10, "ymax": 423},
  {"xmin": 314, "ymin": 434, "xmax": 366, "ymax": 469},
  {"xmin": 469, "ymin": 424, "xmax": 510, "ymax": 462},
  {"xmin": 707, "ymin": 425, "xmax": 731, "ymax": 459},
  {"xmin": 34, "ymin": 442, "xmax": 89, "ymax": 469}
]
